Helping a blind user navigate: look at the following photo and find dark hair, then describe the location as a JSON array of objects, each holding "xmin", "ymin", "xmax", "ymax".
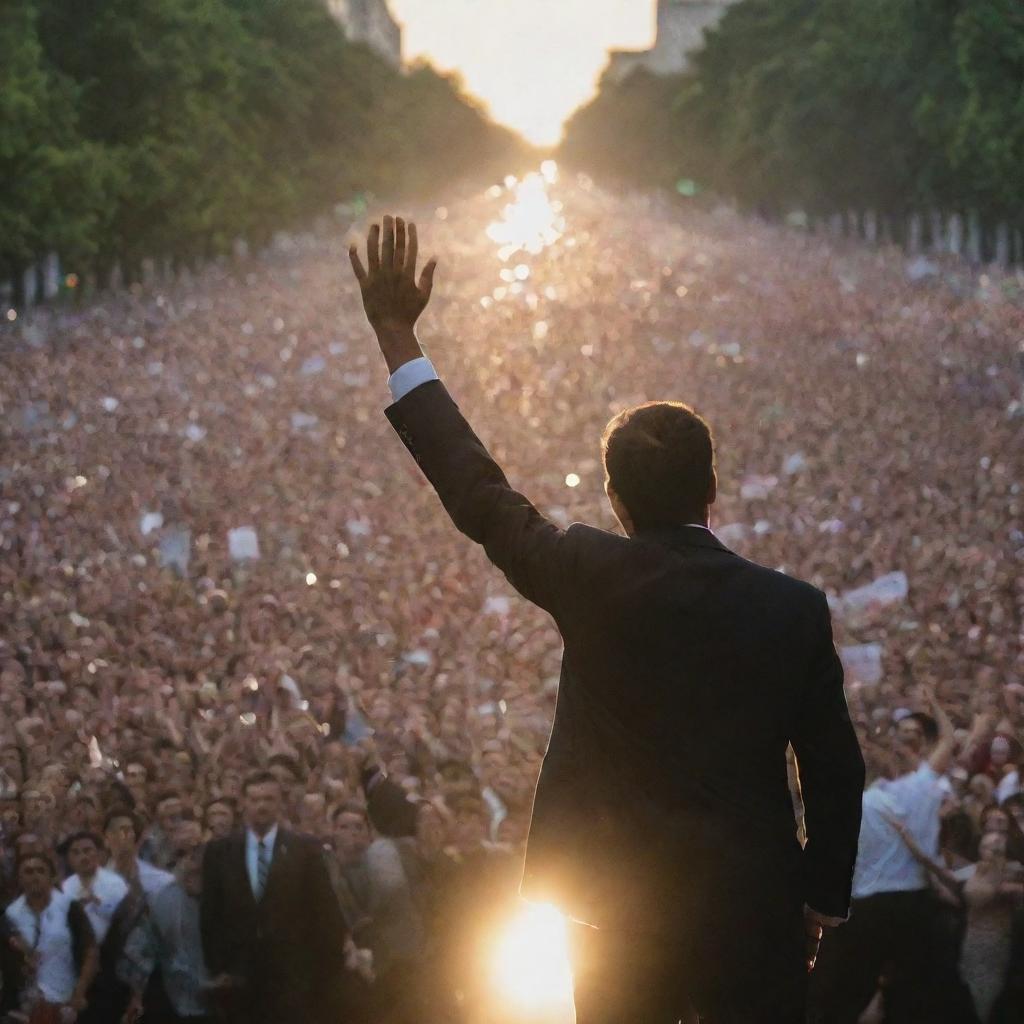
[
  {"xmin": 154, "ymin": 788, "xmax": 183, "ymax": 809},
  {"xmin": 939, "ymin": 810, "xmax": 975, "ymax": 861},
  {"xmin": 205, "ymin": 796, "xmax": 236, "ymax": 816},
  {"xmin": 601, "ymin": 401, "xmax": 714, "ymax": 529},
  {"xmin": 242, "ymin": 770, "xmax": 281, "ymax": 796},
  {"xmin": 16, "ymin": 850, "xmax": 55, "ymax": 876},
  {"xmin": 0, "ymin": 743, "xmax": 27, "ymax": 780},
  {"xmin": 103, "ymin": 806, "xmax": 140, "ymax": 838},
  {"xmin": 59, "ymin": 830, "xmax": 102, "ymax": 856},
  {"xmin": 331, "ymin": 801, "xmax": 369, "ymax": 825},
  {"xmin": 979, "ymin": 803, "xmax": 1008, "ymax": 831},
  {"xmin": 266, "ymin": 755, "xmax": 300, "ymax": 781},
  {"xmin": 903, "ymin": 712, "xmax": 939, "ymax": 745}
]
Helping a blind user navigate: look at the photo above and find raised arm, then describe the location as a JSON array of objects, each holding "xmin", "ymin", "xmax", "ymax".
[
  {"xmin": 883, "ymin": 814, "xmax": 963, "ymax": 905},
  {"xmin": 924, "ymin": 690, "xmax": 956, "ymax": 776},
  {"xmin": 349, "ymin": 215, "xmax": 580, "ymax": 618}
]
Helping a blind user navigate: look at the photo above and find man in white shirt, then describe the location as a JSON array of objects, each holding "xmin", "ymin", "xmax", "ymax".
[
  {"xmin": 5, "ymin": 851, "xmax": 98, "ymax": 1020},
  {"xmin": 104, "ymin": 808, "xmax": 175, "ymax": 898},
  {"xmin": 61, "ymin": 830, "xmax": 129, "ymax": 945},
  {"xmin": 809, "ymin": 693, "xmax": 961, "ymax": 1023}
]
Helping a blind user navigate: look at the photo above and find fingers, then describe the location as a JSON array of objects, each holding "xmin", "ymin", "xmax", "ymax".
[
  {"xmin": 367, "ymin": 223, "xmax": 380, "ymax": 274},
  {"xmin": 382, "ymin": 215, "xmax": 395, "ymax": 271},
  {"xmin": 419, "ymin": 257, "xmax": 438, "ymax": 302},
  {"xmin": 395, "ymin": 217, "xmax": 406, "ymax": 272},
  {"xmin": 405, "ymin": 221, "xmax": 418, "ymax": 278},
  {"xmin": 348, "ymin": 246, "xmax": 367, "ymax": 288}
]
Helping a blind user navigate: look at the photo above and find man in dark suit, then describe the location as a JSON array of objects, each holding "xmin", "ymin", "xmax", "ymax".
[
  {"xmin": 349, "ymin": 216, "xmax": 866, "ymax": 1023},
  {"xmin": 199, "ymin": 771, "xmax": 348, "ymax": 1024}
]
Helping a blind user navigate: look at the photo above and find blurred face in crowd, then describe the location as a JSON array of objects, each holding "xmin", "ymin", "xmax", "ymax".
[
  {"xmin": 323, "ymin": 741, "xmax": 347, "ymax": 774},
  {"xmin": 1006, "ymin": 801, "xmax": 1024, "ymax": 834},
  {"xmin": 220, "ymin": 768, "xmax": 243, "ymax": 800},
  {"xmin": 71, "ymin": 685, "xmax": 94, "ymax": 713},
  {"xmin": 205, "ymin": 800, "xmax": 235, "ymax": 839},
  {"xmin": 174, "ymin": 819, "xmax": 203, "ymax": 856},
  {"xmin": 453, "ymin": 807, "xmax": 489, "ymax": 852},
  {"xmin": 299, "ymin": 792, "xmax": 327, "ymax": 835},
  {"xmin": 896, "ymin": 717, "xmax": 926, "ymax": 757},
  {"xmin": 178, "ymin": 845, "xmax": 204, "ymax": 898},
  {"xmin": 415, "ymin": 803, "xmax": 446, "ymax": 859},
  {"xmin": 493, "ymin": 766, "xmax": 530, "ymax": 809},
  {"xmin": 15, "ymin": 833, "xmax": 44, "ymax": 861},
  {"xmin": 124, "ymin": 762, "xmax": 149, "ymax": 801},
  {"xmin": 25, "ymin": 743, "xmax": 49, "ymax": 773},
  {"xmin": 70, "ymin": 796, "xmax": 102, "ymax": 831},
  {"xmin": 981, "ymin": 807, "xmax": 1009, "ymax": 836},
  {"xmin": 173, "ymin": 750, "xmax": 195, "ymax": 783},
  {"xmin": 978, "ymin": 831, "xmax": 1006, "ymax": 866},
  {"xmin": 39, "ymin": 763, "xmax": 67, "ymax": 794},
  {"xmin": 969, "ymin": 775, "xmax": 995, "ymax": 805},
  {"xmin": 243, "ymin": 780, "xmax": 282, "ymax": 835},
  {"xmin": 0, "ymin": 799, "xmax": 19, "ymax": 833},
  {"xmin": 335, "ymin": 810, "xmax": 371, "ymax": 862},
  {"xmin": 21, "ymin": 787, "xmax": 49, "ymax": 827},
  {"xmin": 67, "ymin": 836, "xmax": 101, "ymax": 879},
  {"xmin": 989, "ymin": 737, "xmax": 1011, "ymax": 770},
  {"xmin": 18, "ymin": 856, "xmax": 54, "ymax": 901},
  {"xmin": 0, "ymin": 746, "xmax": 24, "ymax": 785},
  {"xmin": 496, "ymin": 814, "xmax": 528, "ymax": 847},
  {"xmin": 156, "ymin": 795, "xmax": 184, "ymax": 833},
  {"xmin": 105, "ymin": 814, "xmax": 138, "ymax": 859}
]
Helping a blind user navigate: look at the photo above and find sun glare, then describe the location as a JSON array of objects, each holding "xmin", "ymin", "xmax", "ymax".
[
  {"xmin": 388, "ymin": 0, "xmax": 657, "ymax": 147},
  {"xmin": 486, "ymin": 162, "xmax": 564, "ymax": 262},
  {"xmin": 489, "ymin": 903, "xmax": 575, "ymax": 1019}
]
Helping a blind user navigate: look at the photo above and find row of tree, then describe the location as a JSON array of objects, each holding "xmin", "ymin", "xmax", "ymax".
[
  {"xmin": 560, "ymin": 0, "xmax": 1024, "ymax": 241},
  {"xmin": 2, "ymin": 0, "xmax": 530, "ymax": 297}
]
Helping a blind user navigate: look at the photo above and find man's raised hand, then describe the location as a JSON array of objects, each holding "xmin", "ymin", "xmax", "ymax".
[{"xmin": 349, "ymin": 215, "xmax": 437, "ymax": 366}]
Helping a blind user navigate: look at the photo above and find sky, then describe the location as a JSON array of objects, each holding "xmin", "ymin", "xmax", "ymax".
[{"xmin": 387, "ymin": 0, "xmax": 657, "ymax": 147}]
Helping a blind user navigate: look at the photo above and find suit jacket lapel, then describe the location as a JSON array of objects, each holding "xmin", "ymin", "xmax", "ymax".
[
  {"xmin": 235, "ymin": 832, "xmax": 257, "ymax": 910},
  {"xmin": 262, "ymin": 828, "xmax": 289, "ymax": 903}
]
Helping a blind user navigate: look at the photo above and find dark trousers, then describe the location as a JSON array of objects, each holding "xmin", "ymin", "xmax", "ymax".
[
  {"xmin": 568, "ymin": 905, "xmax": 807, "ymax": 1024},
  {"xmin": 807, "ymin": 888, "xmax": 976, "ymax": 1024}
]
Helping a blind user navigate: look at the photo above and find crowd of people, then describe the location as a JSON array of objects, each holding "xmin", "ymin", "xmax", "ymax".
[{"xmin": 1, "ymin": 165, "xmax": 1023, "ymax": 1022}]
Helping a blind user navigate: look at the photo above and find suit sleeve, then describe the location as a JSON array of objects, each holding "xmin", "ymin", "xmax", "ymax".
[
  {"xmin": 384, "ymin": 378, "xmax": 580, "ymax": 618},
  {"xmin": 790, "ymin": 592, "xmax": 866, "ymax": 919},
  {"xmin": 199, "ymin": 841, "xmax": 227, "ymax": 976}
]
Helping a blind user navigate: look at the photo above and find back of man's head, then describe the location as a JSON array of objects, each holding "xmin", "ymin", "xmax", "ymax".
[{"xmin": 601, "ymin": 401, "xmax": 715, "ymax": 529}]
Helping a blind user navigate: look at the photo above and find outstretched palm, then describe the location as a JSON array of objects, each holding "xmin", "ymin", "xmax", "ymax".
[{"xmin": 349, "ymin": 215, "xmax": 437, "ymax": 335}]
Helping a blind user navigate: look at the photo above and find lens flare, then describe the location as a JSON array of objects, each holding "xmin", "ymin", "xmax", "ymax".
[
  {"xmin": 486, "ymin": 169, "xmax": 565, "ymax": 262},
  {"xmin": 488, "ymin": 902, "xmax": 574, "ymax": 1019}
]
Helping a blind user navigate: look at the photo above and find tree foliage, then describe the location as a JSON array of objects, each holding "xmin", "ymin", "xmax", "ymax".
[
  {"xmin": 560, "ymin": 0, "xmax": 1024, "ymax": 228},
  {"xmin": 2, "ymin": 0, "xmax": 529, "ymax": 287}
]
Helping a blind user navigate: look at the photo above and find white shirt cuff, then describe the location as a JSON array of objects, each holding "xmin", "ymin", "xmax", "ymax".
[{"xmin": 388, "ymin": 356, "xmax": 439, "ymax": 402}]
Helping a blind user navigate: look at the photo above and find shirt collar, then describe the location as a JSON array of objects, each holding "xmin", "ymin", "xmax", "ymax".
[{"xmin": 247, "ymin": 823, "xmax": 278, "ymax": 850}]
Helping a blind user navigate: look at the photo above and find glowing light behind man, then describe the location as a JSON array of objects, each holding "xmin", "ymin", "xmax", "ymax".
[{"xmin": 488, "ymin": 903, "xmax": 575, "ymax": 1022}]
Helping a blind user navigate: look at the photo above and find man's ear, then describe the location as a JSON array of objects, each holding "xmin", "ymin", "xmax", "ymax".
[{"xmin": 707, "ymin": 468, "xmax": 717, "ymax": 506}]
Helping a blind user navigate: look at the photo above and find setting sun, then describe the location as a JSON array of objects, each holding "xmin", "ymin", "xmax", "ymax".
[{"xmin": 388, "ymin": 0, "xmax": 656, "ymax": 146}]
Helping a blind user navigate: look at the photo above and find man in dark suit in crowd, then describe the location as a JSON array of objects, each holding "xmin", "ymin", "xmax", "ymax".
[
  {"xmin": 199, "ymin": 771, "xmax": 348, "ymax": 1024},
  {"xmin": 350, "ymin": 216, "xmax": 866, "ymax": 1024}
]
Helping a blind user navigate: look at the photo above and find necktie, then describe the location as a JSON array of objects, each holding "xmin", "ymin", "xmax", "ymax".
[{"xmin": 256, "ymin": 838, "xmax": 270, "ymax": 900}]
